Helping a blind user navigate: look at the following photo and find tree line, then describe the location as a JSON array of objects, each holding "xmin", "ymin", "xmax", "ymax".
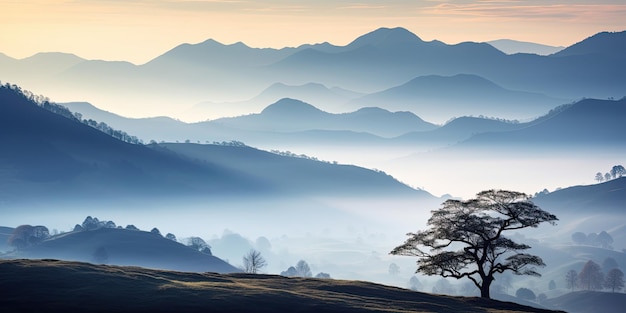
[
  {"xmin": 1, "ymin": 82, "xmax": 142, "ymax": 145},
  {"xmin": 565, "ymin": 259, "xmax": 624, "ymax": 292},
  {"xmin": 595, "ymin": 165, "xmax": 625, "ymax": 182}
]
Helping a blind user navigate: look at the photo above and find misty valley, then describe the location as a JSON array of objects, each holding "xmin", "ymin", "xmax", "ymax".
[{"xmin": 1, "ymin": 28, "xmax": 626, "ymax": 313}]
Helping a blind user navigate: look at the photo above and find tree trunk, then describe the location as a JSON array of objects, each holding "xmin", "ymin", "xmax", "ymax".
[
  {"xmin": 480, "ymin": 285, "xmax": 490, "ymax": 298},
  {"xmin": 480, "ymin": 277, "xmax": 493, "ymax": 298}
]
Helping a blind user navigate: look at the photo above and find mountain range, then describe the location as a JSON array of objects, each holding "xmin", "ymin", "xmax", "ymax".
[
  {"xmin": 62, "ymin": 96, "xmax": 625, "ymax": 151},
  {"xmin": 1, "ymin": 27, "xmax": 624, "ymax": 122},
  {"xmin": 0, "ymin": 85, "xmax": 425, "ymax": 208},
  {"xmin": 345, "ymin": 74, "xmax": 565, "ymax": 122}
]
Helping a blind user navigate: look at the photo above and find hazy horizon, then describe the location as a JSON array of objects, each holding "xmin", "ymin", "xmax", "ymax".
[{"xmin": 2, "ymin": 1, "xmax": 626, "ymax": 64}]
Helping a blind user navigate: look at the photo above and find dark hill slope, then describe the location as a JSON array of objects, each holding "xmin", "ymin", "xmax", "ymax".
[
  {"xmin": 459, "ymin": 98, "xmax": 626, "ymax": 148},
  {"xmin": 0, "ymin": 85, "xmax": 263, "ymax": 203},
  {"xmin": 0, "ymin": 85, "xmax": 424, "ymax": 204},
  {"xmin": 395, "ymin": 116, "xmax": 526, "ymax": 145},
  {"xmin": 61, "ymin": 101, "xmax": 193, "ymax": 142},
  {"xmin": 10, "ymin": 228, "xmax": 238, "ymax": 273},
  {"xmin": 544, "ymin": 291, "xmax": 626, "ymax": 313},
  {"xmin": 348, "ymin": 74, "xmax": 562, "ymax": 122},
  {"xmin": 533, "ymin": 177, "xmax": 626, "ymax": 214},
  {"xmin": 554, "ymin": 31, "xmax": 626, "ymax": 58},
  {"xmin": 158, "ymin": 143, "xmax": 426, "ymax": 197},
  {"xmin": 0, "ymin": 259, "xmax": 563, "ymax": 313}
]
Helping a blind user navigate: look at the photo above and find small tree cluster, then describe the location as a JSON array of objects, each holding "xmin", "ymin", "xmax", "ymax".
[
  {"xmin": 8, "ymin": 225, "xmax": 50, "ymax": 249},
  {"xmin": 281, "ymin": 260, "xmax": 314, "ymax": 278},
  {"xmin": 594, "ymin": 165, "xmax": 625, "ymax": 182},
  {"xmin": 74, "ymin": 216, "xmax": 117, "ymax": 232},
  {"xmin": 186, "ymin": 237, "xmax": 212, "ymax": 255},
  {"xmin": 571, "ymin": 231, "xmax": 613, "ymax": 249},
  {"xmin": 0, "ymin": 83, "xmax": 142, "ymax": 145},
  {"xmin": 568, "ymin": 260, "xmax": 624, "ymax": 292},
  {"xmin": 211, "ymin": 140, "xmax": 247, "ymax": 147}
]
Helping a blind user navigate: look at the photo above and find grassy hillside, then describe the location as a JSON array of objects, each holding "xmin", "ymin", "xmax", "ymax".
[
  {"xmin": 544, "ymin": 291, "xmax": 626, "ymax": 313},
  {"xmin": 0, "ymin": 259, "xmax": 563, "ymax": 313},
  {"xmin": 8, "ymin": 227, "xmax": 239, "ymax": 273}
]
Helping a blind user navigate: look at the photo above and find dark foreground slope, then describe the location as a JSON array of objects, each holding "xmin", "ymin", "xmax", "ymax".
[{"xmin": 0, "ymin": 259, "xmax": 562, "ymax": 313}]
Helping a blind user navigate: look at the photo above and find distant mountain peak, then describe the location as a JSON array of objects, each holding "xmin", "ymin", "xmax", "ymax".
[
  {"xmin": 554, "ymin": 30, "xmax": 626, "ymax": 57},
  {"xmin": 347, "ymin": 27, "xmax": 423, "ymax": 48},
  {"xmin": 260, "ymin": 98, "xmax": 326, "ymax": 116}
]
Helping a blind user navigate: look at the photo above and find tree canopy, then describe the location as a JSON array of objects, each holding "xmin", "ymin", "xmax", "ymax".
[{"xmin": 390, "ymin": 189, "xmax": 558, "ymax": 298}]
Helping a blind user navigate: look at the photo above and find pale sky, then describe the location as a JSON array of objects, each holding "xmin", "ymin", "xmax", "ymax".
[{"xmin": 1, "ymin": 0, "xmax": 626, "ymax": 64}]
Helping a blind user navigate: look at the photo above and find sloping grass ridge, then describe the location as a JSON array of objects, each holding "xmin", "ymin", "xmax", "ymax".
[{"xmin": 0, "ymin": 259, "xmax": 563, "ymax": 313}]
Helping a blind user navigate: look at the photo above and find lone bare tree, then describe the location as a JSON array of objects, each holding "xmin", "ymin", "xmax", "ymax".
[
  {"xmin": 242, "ymin": 249, "xmax": 267, "ymax": 274},
  {"xmin": 390, "ymin": 189, "xmax": 558, "ymax": 299},
  {"xmin": 565, "ymin": 269, "xmax": 578, "ymax": 291}
]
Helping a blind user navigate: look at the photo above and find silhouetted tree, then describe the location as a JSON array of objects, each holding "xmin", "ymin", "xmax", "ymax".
[
  {"xmin": 390, "ymin": 190, "xmax": 558, "ymax": 299},
  {"xmin": 241, "ymin": 249, "xmax": 267, "ymax": 274},
  {"xmin": 280, "ymin": 266, "xmax": 298, "ymax": 277},
  {"xmin": 610, "ymin": 165, "xmax": 625, "ymax": 179},
  {"xmin": 80, "ymin": 216, "xmax": 115, "ymax": 231},
  {"xmin": 187, "ymin": 237, "xmax": 210, "ymax": 254},
  {"xmin": 595, "ymin": 172, "xmax": 604, "ymax": 182},
  {"xmin": 8, "ymin": 225, "xmax": 49, "ymax": 249},
  {"xmin": 125, "ymin": 225, "xmax": 139, "ymax": 231},
  {"xmin": 165, "ymin": 233, "xmax": 177, "ymax": 241},
  {"xmin": 388, "ymin": 263, "xmax": 400, "ymax": 275},
  {"xmin": 408, "ymin": 276, "xmax": 423, "ymax": 291},
  {"xmin": 565, "ymin": 269, "xmax": 578, "ymax": 291},
  {"xmin": 315, "ymin": 272, "xmax": 331, "ymax": 279},
  {"xmin": 432, "ymin": 278, "xmax": 456, "ymax": 295},
  {"xmin": 604, "ymin": 268, "xmax": 624, "ymax": 292},
  {"xmin": 82, "ymin": 216, "xmax": 99, "ymax": 230},
  {"xmin": 578, "ymin": 260, "xmax": 604, "ymax": 290},
  {"xmin": 93, "ymin": 246, "xmax": 109, "ymax": 264},
  {"xmin": 295, "ymin": 260, "xmax": 312, "ymax": 277},
  {"xmin": 604, "ymin": 173, "xmax": 612, "ymax": 181},
  {"xmin": 587, "ymin": 232, "xmax": 597, "ymax": 245},
  {"xmin": 516, "ymin": 288, "xmax": 536, "ymax": 301},
  {"xmin": 595, "ymin": 231, "xmax": 613, "ymax": 249},
  {"xmin": 571, "ymin": 232, "xmax": 587, "ymax": 245},
  {"xmin": 150, "ymin": 228, "xmax": 161, "ymax": 236}
]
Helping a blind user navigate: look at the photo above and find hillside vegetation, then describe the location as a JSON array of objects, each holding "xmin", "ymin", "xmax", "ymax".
[{"xmin": 0, "ymin": 259, "xmax": 562, "ymax": 313}]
